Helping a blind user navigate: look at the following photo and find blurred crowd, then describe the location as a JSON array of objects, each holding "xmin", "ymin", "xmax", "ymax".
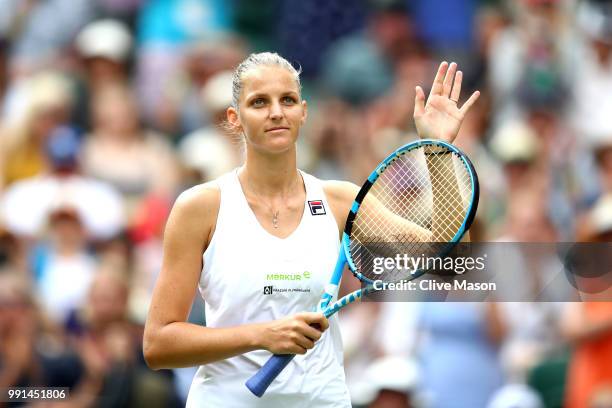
[{"xmin": 0, "ymin": 0, "xmax": 612, "ymax": 407}]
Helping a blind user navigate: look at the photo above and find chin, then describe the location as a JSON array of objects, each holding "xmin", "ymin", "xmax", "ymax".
[
  {"xmin": 267, "ymin": 140, "xmax": 296, "ymax": 154},
  {"xmin": 257, "ymin": 134, "xmax": 298, "ymax": 154}
]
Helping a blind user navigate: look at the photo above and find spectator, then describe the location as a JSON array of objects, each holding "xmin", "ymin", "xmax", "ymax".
[
  {"xmin": 33, "ymin": 205, "xmax": 97, "ymax": 325},
  {"xmin": 80, "ymin": 83, "xmax": 180, "ymax": 223},
  {"xmin": 562, "ymin": 301, "xmax": 612, "ymax": 408},
  {"xmin": 70, "ymin": 268, "xmax": 181, "ymax": 407},
  {"xmin": 134, "ymin": 0, "xmax": 233, "ymax": 130},
  {"xmin": 487, "ymin": 383, "xmax": 544, "ymax": 408},
  {"xmin": 0, "ymin": 226, "xmax": 28, "ymax": 276},
  {"xmin": 417, "ymin": 303, "xmax": 506, "ymax": 408},
  {"xmin": 73, "ymin": 19, "xmax": 134, "ymax": 130},
  {"xmin": 1, "ymin": 125, "xmax": 126, "ymax": 241},
  {"xmin": 158, "ymin": 39, "xmax": 246, "ymax": 137},
  {"xmin": 2, "ymin": 0, "xmax": 94, "ymax": 70},
  {"xmin": 570, "ymin": 0, "xmax": 612, "ymax": 148},
  {"xmin": 364, "ymin": 356, "xmax": 419, "ymax": 408},
  {"xmin": 488, "ymin": 120, "xmax": 544, "ymax": 237},
  {"xmin": 577, "ymin": 192, "xmax": 612, "ymax": 243},
  {"xmin": 178, "ymin": 70, "xmax": 243, "ymax": 183},
  {"xmin": 487, "ymin": 0, "xmax": 575, "ymax": 126},
  {"xmin": 0, "ymin": 272, "xmax": 84, "ymax": 402},
  {"xmin": 1, "ymin": 71, "xmax": 74, "ymax": 187}
]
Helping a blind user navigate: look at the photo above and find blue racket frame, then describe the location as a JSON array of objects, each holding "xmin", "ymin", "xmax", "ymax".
[{"xmin": 246, "ymin": 139, "xmax": 479, "ymax": 397}]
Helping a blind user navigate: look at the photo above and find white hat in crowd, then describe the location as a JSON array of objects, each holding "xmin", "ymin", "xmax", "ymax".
[
  {"xmin": 487, "ymin": 384, "xmax": 544, "ymax": 408},
  {"xmin": 75, "ymin": 19, "xmax": 132, "ymax": 62},
  {"xmin": 590, "ymin": 193, "xmax": 612, "ymax": 236},
  {"xmin": 350, "ymin": 356, "xmax": 420, "ymax": 406},
  {"xmin": 490, "ymin": 121, "xmax": 540, "ymax": 164},
  {"xmin": 201, "ymin": 70, "xmax": 234, "ymax": 114}
]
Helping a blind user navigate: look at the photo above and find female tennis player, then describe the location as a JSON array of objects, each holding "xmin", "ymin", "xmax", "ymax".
[{"xmin": 143, "ymin": 52, "xmax": 479, "ymax": 407}]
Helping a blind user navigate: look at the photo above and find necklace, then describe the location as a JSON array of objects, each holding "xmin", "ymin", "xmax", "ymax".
[
  {"xmin": 245, "ymin": 173, "xmax": 301, "ymax": 229},
  {"xmin": 271, "ymin": 210, "xmax": 279, "ymax": 229}
]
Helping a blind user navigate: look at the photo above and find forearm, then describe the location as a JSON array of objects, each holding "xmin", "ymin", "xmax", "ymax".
[
  {"xmin": 569, "ymin": 319, "xmax": 612, "ymax": 343},
  {"xmin": 144, "ymin": 321, "xmax": 264, "ymax": 370},
  {"xmin": 426, "ymin": 149, "xmax": 464, "ymax": 241}
]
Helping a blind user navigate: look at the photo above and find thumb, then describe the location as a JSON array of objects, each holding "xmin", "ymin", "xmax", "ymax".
[{"xmin": 414, "ymin": 86, "xmax": 426, "ymax": 118}]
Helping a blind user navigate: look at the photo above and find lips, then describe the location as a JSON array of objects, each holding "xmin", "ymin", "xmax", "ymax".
[{"xmin": 265, "ymin": 127, "xmax": 290, "ymax": 132}]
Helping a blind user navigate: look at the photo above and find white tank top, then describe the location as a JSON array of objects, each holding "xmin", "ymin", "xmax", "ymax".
[{"xmin": 186, "ymin": 170, "xmax": 351, "ymax": 408}]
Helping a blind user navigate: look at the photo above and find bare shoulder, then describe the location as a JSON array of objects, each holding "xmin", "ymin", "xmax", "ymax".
[
  {"xmin": 168, "ymin": 181, "xmax": 221, "ymax": 248},
  {"xmin": 174, "ymin": 181, "xmax": 220, "ymax": 213},
  {"xmin": 322, "ymin": 180, "xmax": 360, "ymax": 230}
]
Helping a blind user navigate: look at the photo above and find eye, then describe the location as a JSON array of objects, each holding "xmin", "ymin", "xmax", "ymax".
[
  {"xmin": 282, "ymin": 96, "xmax": 297, "ymax": 105},
  {"xmin": 251, "ymin": 98, "xmax": 266, "ymax": 107}
]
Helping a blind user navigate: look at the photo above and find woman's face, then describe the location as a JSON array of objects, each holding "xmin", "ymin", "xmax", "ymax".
[
  {"xmin": 228, "ymin": 65, "xmax": 306, "ymax": 154},
  {"xmin": 92, "ymin": 86, "xmax": 140, "ymax": 136}
]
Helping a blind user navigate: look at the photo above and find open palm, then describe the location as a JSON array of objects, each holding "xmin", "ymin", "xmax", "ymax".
[{"xmin": 414, "ymin": 62, "xmax": 480, "ymax": 143}]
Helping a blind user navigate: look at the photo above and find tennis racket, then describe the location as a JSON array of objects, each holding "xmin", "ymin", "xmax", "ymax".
[{"xmin": 246, "ymin": 139, "xmax": 479, "ymax": 397}]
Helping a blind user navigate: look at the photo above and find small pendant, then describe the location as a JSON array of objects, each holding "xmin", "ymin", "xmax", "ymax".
[{"xmin": 272, "ymin": 211, "xmax": 279, "ymax": 229}]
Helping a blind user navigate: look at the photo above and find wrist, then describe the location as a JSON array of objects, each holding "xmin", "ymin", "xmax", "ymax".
[
  {"xmin": 424, "ymin": 144, "xmax": 451, "ymax": 155},
  {"xmin": 249, "ymin": 322, "xmax": 268, "ymax": 351},
  {"xmin": 425, "ymin": 150, "xmax": 452, "ymax": 157}
]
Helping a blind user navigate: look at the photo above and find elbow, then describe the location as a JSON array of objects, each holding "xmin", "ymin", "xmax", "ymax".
[{"xmin": 143, "ymin": 330, "xmax": 163, "ymax": 370}]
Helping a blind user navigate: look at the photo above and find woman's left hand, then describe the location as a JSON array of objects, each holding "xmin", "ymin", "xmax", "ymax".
[{"xmin": 414, "ymin": 61, "xmax": 480, "ymax": 143}]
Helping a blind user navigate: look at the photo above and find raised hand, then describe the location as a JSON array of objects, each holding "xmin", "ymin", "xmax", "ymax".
[{"xmin": 414, "ymin": 61, "xmax": 480, "ymax": 143}]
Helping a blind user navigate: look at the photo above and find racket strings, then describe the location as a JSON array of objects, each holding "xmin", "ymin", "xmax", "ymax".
[
  {"xmin": 349, "ymin": 147, "xmax": 473, "ymax": 281},
  {"xmin": 357, "ymin": 153, "xmax": 430, "ymax": 236},
  {"xmin": 426, "ymin": 155, "xmax": 472, "ymax": 240}
]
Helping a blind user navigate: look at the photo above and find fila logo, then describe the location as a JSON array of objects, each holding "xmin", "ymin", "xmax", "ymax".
[
  {"xmin": 308, "ymin": 200, "xmax": 326, "ymax": 216},
  {"xmin": 263, "ymin": 286, "xmax": 273, "ymax": 295}
]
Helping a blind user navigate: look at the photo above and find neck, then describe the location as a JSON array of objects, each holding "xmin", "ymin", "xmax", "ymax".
[{"xmin": 241, "ymin": 145, "xmax": 300, "ymax": 196}]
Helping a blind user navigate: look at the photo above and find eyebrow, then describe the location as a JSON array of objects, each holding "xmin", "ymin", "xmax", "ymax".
[{"xmin": 245, "ymin": 91, "xmax": 299, "ymax": 101}]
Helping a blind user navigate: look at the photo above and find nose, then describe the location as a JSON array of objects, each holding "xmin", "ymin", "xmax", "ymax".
[{"xmin": 269, "ymin": 101, "xmax": 283, "ymax": 120}]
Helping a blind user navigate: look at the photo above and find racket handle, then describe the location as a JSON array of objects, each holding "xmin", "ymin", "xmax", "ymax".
[{"xmin": 246, "ymin": 353, "xmax": 295, "ymax": 397}]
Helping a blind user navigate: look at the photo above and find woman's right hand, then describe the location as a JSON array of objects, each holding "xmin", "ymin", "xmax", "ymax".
[{"xmin": 258, "ymin": 312, "xmax": 329, "ymax": 355}]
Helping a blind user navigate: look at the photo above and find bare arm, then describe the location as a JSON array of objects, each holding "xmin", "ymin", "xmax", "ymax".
[
  {"xmin": 414, "ymin": 61, "xmax": 479, "ymax": 242},
  {"xmin": 425, "ymin": 150, "xmax": 469, "ymax": 241},
  {"xmin": 484, "ymin": 302, "xmax": 507, "ymax": 345},
  {"xmin": 143, "ymin": 184, "xmax": 328, "ymax": 370},
  {"xmin": 562, "ymin": 303, "xmax": 612, "ymax": 344},
  {"xmin": 323, "ymin": 180, "xmax": 431, "ymax": 241}
]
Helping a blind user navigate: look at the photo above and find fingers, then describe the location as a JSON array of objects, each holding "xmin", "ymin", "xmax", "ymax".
[
  {"xmin": 429, "ymin": 61, "xmax": 465, "ymax": 102},
  {"xmin": 318, "ymin": 314, "xmax": 330, "ymax": 331},
  {"xmin": 414, "ymin": 86, "xmax": 426, "ymax": 118},
  {"xmin": 278, "ymin": 343, "xmax": 307, "ymax": 355},
  {"xmin": 300, "ymin": 312, "xmax": 329, "ymax": 332},
  {"xmin": 450, "ymin": 70, "xmax": 462, "ymax": 103},
  {"xmin": 302, "ymin": 323, "xmax": 323, "ymax": 341},
  {"xmin": 294, "ymin": 346, "xmax": 308, "ymax": 355},
  {"xmin": 266, "ymin": 313, "xmax": 330, "ymax": 355},
  {"xmin": 429, "ymin": 61, "xmax": 448, "ymax": 99},
  {"xmin": 442, "ymin": 62, "xmax": 457, "ymax": 98},
  {"xmin": 288, "ymin": 319, "xmax": 320, "ymax": 354},
  {"xmin": 291, "ymin": 317, "xmax": 323, "ymax": 341},
  {"xmin": 293, "ymin": 333, "xmax": 315, "ymax": 351},
  {"xmin": 459, "ymin": 90, "xmax": 481, "ymax": 116}
]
